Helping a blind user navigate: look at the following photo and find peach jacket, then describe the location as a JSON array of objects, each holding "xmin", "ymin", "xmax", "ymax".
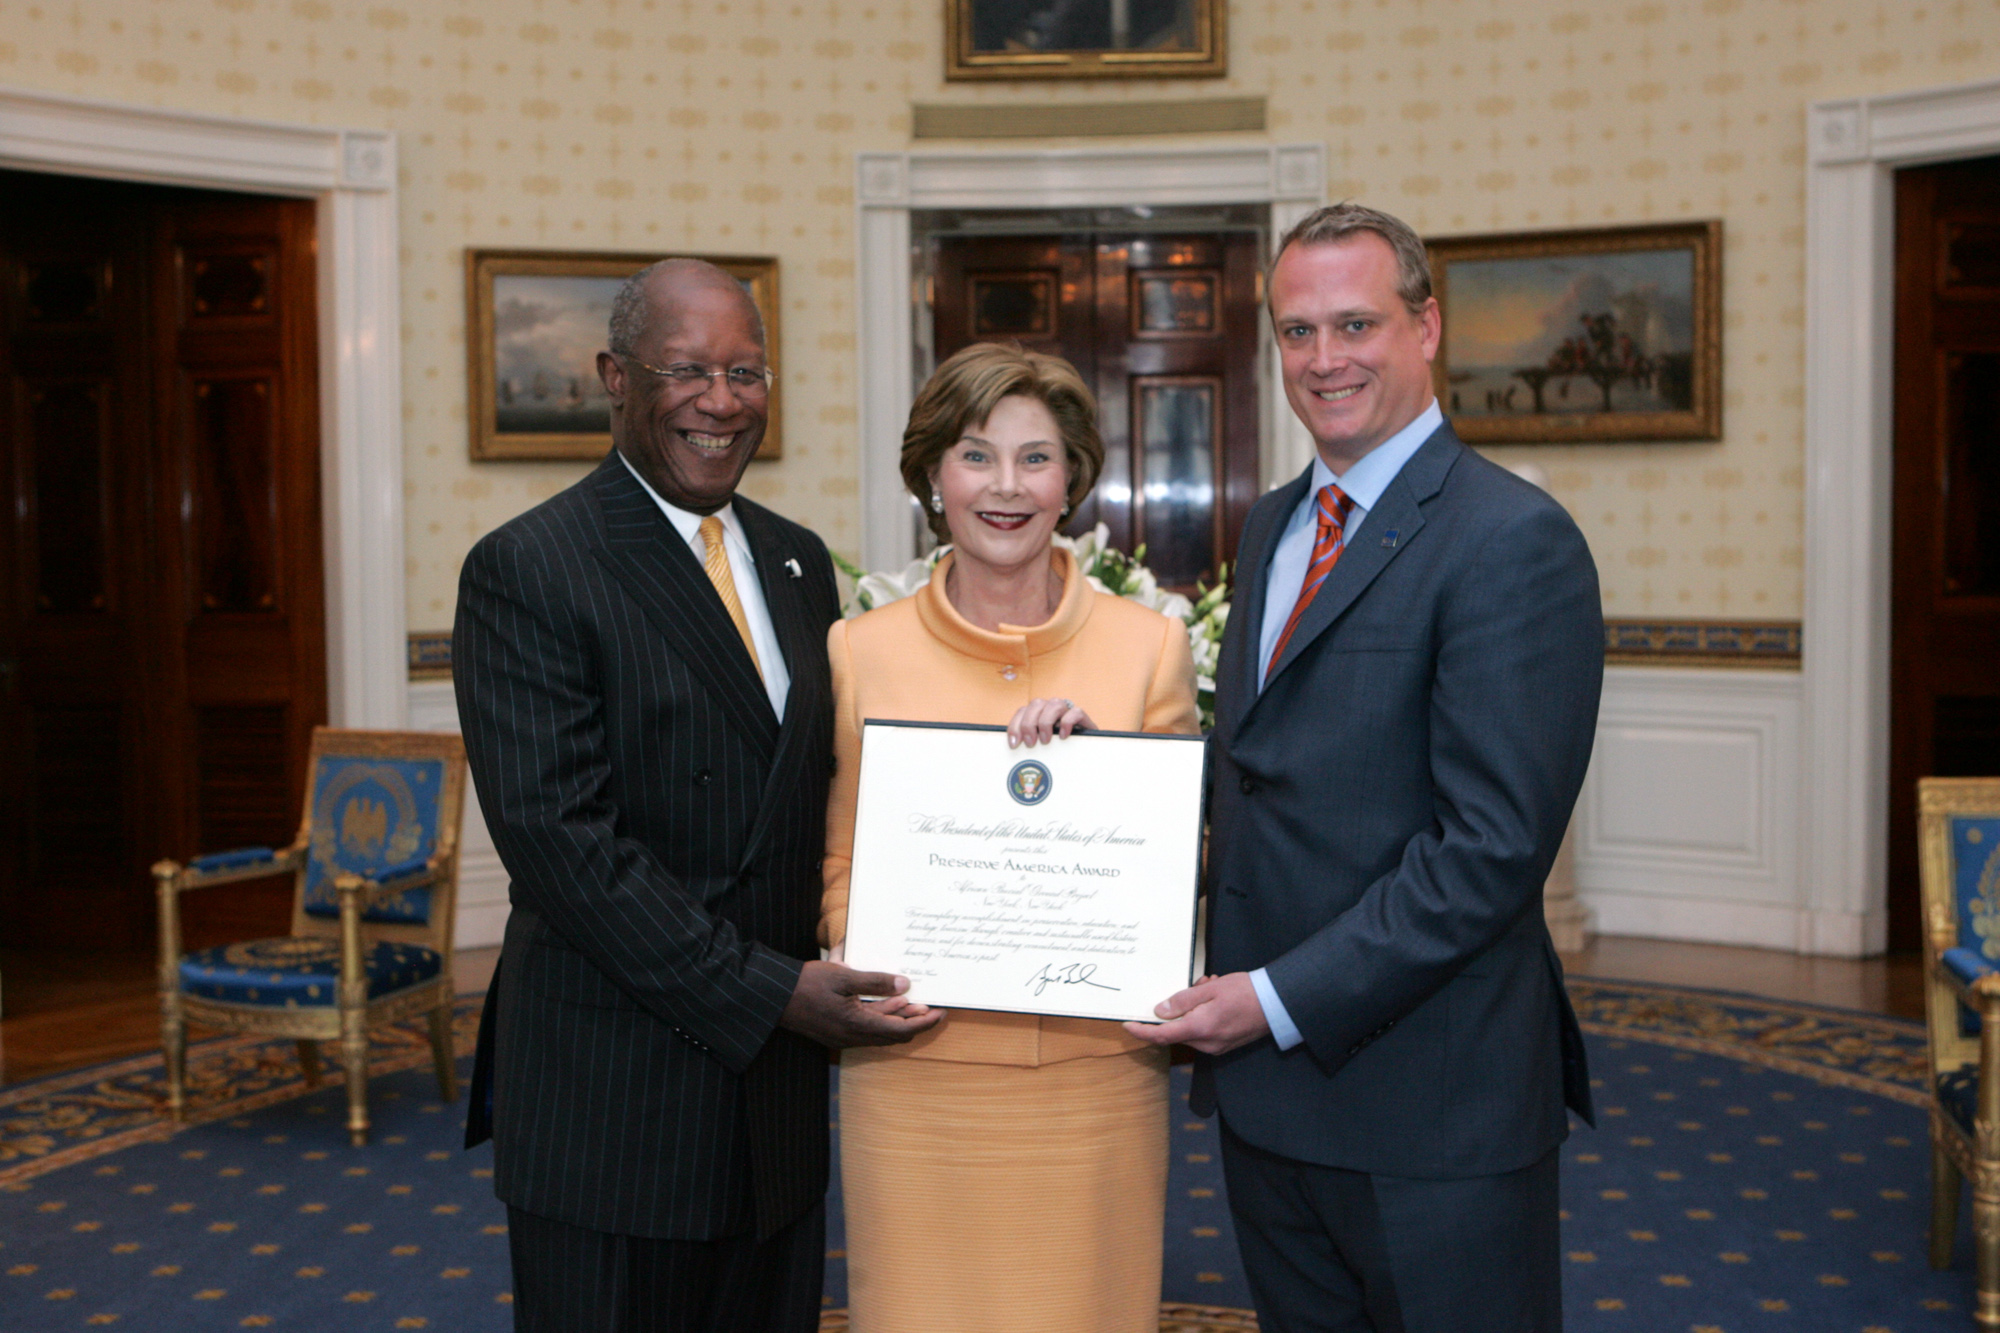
[{"xmin": 820, "ymin": 546, "xmax": 1201, "ymax": 1066}]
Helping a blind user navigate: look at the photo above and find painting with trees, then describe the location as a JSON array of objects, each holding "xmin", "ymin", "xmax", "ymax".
[{"xmin": 1427, "ymin": 221, "xmax": 1721, "ymax": 443}]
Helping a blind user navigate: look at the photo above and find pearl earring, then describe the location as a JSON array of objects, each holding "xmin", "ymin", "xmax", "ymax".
[
  {"xmin": 930, "ymin": 488, "xmax": 945, "ymax": 514},
  {"xmin": 1061, "ymin": 503, "xmax": 1071, "ymax": 518}
]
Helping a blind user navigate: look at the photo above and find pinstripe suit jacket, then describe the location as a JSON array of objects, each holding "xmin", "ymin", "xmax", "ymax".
[{"xmin": 453, "ymin": 454, "xmax": 839, "ymax": 1241}]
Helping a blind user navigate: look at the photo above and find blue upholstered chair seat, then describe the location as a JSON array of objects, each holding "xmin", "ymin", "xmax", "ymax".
[{"xmin": 178, "ymin": 938, "xmax": 441, "ymax": 1007}]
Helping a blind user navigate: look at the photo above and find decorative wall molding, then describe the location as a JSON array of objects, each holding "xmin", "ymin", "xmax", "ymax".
[
  {"xmin": 0, "ymin": 85, "xmax": 407, "ymax": 728},
  {"xmin": 1575, "ymin": 666, "xmax": 1835, "ymax": 951},
  {"xmin": 1802, "ymin": 75, "xmax": 2000, "ymax": 956},
  {"xmin": 410, "ymin": 618, "xmax": 1806, "ymax": 678},
  {"xmin": 419, "ymin": 657, "xmax": 1829, "ymax": 956},
  {"xmin": 1603, "ymin": 620, "xmax": 1801, "ymax": 669},
  {"xmin": 407, "ymin": 681, "xmax": 508, "ymax": 950},
  {"xmin": 409, "ymin": 631, "xmax": 453, "ymax": 680},
  {"xmin": 855, "ymin": 143, "xmax": 1324, "ymax": 572},
  {"xmin": 911, "ymin": 97, "xmax": 1266, "ymax": 140}
]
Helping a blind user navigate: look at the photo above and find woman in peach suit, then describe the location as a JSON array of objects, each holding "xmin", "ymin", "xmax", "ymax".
[{"xmin": 822, "ymin": 343, "xmax": 1199, "ymax": 1332}]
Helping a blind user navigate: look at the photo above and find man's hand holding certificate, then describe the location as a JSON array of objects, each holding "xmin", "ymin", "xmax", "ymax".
[{"xmin": 841, "ymin": 720, "xmax": 1206, "ymax": 1024}]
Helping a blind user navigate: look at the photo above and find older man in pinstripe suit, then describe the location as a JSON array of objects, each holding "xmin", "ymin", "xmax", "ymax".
[{"xmin": 455, "ymin": 260, "xmax": 940, "ymax": 1332}]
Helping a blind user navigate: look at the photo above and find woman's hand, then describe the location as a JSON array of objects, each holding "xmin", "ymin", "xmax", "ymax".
[{"xmin": 1007, "ymin": 697, "xmax": 1095, "ymax": 748}]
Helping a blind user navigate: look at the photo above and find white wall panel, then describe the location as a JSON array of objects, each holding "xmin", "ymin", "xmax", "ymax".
[{"xmin": 1574, "ymin": 666, "xmax": 1838, "ymax": 952}]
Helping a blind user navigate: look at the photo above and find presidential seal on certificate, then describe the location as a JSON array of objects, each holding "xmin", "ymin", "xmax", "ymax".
[{"xmin": 841, "ymin": 719, "xmax": 1207, "ymax": 1024}]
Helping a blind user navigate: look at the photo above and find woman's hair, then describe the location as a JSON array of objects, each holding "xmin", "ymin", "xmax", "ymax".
[{"xmin": 900, "ymin": 342, "xmax": 1105, "ymax": 543}]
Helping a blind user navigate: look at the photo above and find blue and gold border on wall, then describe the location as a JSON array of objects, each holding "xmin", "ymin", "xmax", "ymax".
[
  {"xmin": 408, "ymin": 620, "xmax": 1803, "ymax": 678},
  {"xmin": 1604, "ymin": 619, "xmax": 1801, "ymax": 668},
  {"xmin": 408, "ymin": 631, "xmax": 453, "ymax": 680}
]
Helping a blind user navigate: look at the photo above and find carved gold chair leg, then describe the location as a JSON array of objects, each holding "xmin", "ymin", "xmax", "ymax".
[
  {"xmin": 427, "ymin": 1004, "xmax": 457, "ymax": 1102},
  {"xmin": 1934, "ymin": 1134, "xmax": 1964, "ymax": 1269},
  {"xmin": 1980, "ymin": 988, "xmax": 2000, "ymax": 1330},
  {"xmin": 153, "ymin": 861, "xmax": 188, "ymax": 1123},
  {"xmin": 159, "ymin": 1006, "xmax": 187, "ymax": 1123},
  {"xmin": 340, "ymin": 1022, "xmax": 370, "ymax": 1146},
  {"xmin": 1978, "ymin": 1170, "xmax": 2000, "ymax": 1330},
  {"xmin": 336, "ymin": 874, "xmax": 371, "ymax": 1147},
  {"xmin": 296, "ymin": 1041, "xmax": 322, "ymax": 1088}
]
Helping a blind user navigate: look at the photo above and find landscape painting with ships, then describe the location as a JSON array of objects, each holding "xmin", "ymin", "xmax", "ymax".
[{"xmin": 491, "ymin": 274, "xmax": 618, "ymax": 435}]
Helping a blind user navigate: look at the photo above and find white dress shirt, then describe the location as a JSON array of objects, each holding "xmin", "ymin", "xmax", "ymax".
[
  {"xmin": 1247, "ymin": 400, "xmax": 1444, "ymax": 1050},
  {"xmin": 618, "ymin": 452, "xmax": 791, "ymax": 720}
]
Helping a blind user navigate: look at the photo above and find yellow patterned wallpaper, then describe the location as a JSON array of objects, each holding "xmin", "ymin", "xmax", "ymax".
[{"xmin": 3, "ymin": 0, "xmax": 1996, "ymax": 625}]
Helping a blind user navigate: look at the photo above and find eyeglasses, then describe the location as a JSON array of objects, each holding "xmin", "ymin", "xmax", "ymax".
[{"xmin": 617, "ymin": 353, "xmax": 775, "ymax": 399}]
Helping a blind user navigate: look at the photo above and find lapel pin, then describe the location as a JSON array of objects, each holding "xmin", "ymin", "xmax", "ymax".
[
  {"xmin": 1381, "ymin": 529, "xmax": 1400, "ymax": 548},
  {"xmin": 785, "ymin": 557, "xmax": 803, "ymax": 579}
]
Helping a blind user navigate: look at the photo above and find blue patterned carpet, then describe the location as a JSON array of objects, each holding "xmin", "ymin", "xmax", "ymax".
[{"xmin": 0, "ymin": 978, "xmax": 1977, "ymax": 1331}]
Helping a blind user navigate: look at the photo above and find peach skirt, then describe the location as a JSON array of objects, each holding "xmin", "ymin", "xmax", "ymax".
[{"xmin": 837, "ymin": 1046, "xmax": 1170, "ymax": 1333}]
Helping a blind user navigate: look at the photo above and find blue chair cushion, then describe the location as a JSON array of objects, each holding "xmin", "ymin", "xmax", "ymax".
[
  {"xmin": 190, "ymin": 847, "xmax": 277, "ymax": 873},
  {"xmin": 1940, "ymin": 1064, "xmax": 1979, "ymax": 1135},
  {"xmin": 1945, "ymin": 947, "xmax": 1999, "ymax": 987},
  {"xmin": 1944, "ymin": 946, "xmax": 1995, "ymax": 1036},
  {"xmin": 301, "ymin": 755, "xmax": 446, "ymax": 925},
  {"xmin": 178, "ymin": 938, "xmax": 441, "ymax": 1007}
]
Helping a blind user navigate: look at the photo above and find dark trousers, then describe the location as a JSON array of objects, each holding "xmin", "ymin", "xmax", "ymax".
[
  {"xmin": 1220, "ymin": 1123, "xmax": 1563, "ymax": 1333},
  {"xmin": 506, "ymin": 1202, "xmax": 825, "ymax": 1333}
]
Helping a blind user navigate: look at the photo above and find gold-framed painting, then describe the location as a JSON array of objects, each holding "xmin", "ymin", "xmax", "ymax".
[
  {"xmin": 1427, "ymin": 220, "xmax": 1722, "ymax": 444},
  {"xmin": 945, "ymin": 0, "xmax": 1225, "ymax": 81},
  {"xmin": 465, "ymin": 249, "xmax": 782, "ymax": 462}
]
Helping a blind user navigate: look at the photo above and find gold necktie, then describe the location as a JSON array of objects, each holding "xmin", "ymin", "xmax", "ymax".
[{"xmin": 698, "ymin": 515, "xmax": 763, "ymax": 680}]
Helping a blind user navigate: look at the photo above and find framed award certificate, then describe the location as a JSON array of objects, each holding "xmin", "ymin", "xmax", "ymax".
[{"xmin": 841, "ymin": 719, "xmax": 1207, "ymax": 1024}]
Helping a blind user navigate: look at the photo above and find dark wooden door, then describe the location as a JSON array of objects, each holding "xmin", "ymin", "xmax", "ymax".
[
  {"xmin": 1889, "ymin": 154, "xmax": 2000, "ymax": 951},
  {"xmin": 934, "ymin": 230, "xmax": 1261, "ymax": 591},
  {"xmin": 0, "ymin": 170, "xmax": 324, "ymax": 955}
]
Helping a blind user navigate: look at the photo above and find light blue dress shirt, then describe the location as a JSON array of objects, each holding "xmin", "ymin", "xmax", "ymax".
[{"xmin": 1246, "ymin": 400, "xmax": 1443, "ymax": 1051}]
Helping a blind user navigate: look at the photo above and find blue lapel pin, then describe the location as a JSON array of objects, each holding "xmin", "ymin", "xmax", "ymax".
[{"xmin": 1381, "ymin": 529, "xmax": 1400, "ymax": 548}]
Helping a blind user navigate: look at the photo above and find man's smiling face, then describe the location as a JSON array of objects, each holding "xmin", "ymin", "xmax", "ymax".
[
  {"xmin": 599, "ymin": 272, "xmax": 767, "ymax": 515},
  {"xmin": 1269, "ymin": 232, "xmax": 1441, "ymax": 472}
]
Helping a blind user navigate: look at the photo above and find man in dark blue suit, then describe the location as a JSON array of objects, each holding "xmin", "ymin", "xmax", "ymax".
[{"xmin": 1131, "ymin": 204, "xmax": 1602, "ymax": 1331}]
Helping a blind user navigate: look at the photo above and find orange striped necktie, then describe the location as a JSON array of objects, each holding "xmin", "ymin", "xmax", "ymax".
[
  {"xmin": 1267, "ymin": 482, "xmax": 1356, "ymax": 674},
  {"xmin": 698, "ymin": 515, "xmax": 764, "ymax": 681}
]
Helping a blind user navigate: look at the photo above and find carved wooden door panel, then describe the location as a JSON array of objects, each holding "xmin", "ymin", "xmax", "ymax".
[
  {"xmin": 933, "ymin": 230, "xmax": 1261, "ymax": 592},
  {"xmin": 152, "ymin": 191, "xmax": 326, "ymax": 949},
  {"xmin": 1889, "ymin": 154, "xmax": 2000, "ymax": 950},
  {"xmin": 0, "ymin": 172, "xmax": 158, "ymax": 952},
  {"xmin": 0, "ymin": 172, "xmax": 323, "ymax": 954}
]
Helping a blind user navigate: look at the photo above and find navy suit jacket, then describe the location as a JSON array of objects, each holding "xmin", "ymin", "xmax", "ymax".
[
  {"xmin": 1195, "ymin": 421, "xmax": 1601, "ymax": 1179},
  {"xmin": 455, "ymin": 455, "xmax": 839, "ymax": 1240}
]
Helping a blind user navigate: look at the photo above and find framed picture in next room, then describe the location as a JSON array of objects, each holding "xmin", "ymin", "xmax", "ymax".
[
  {"xmin": 946, "ymin": 0, "xmax": 1225, "ymax": 80},
  {"xmin": 1426, "ymin": 220, "xmax": 1722, "ymax": 444},
  {"xmin": 465, "ymin": 249, "xmax": 782, "ymax": 462}
]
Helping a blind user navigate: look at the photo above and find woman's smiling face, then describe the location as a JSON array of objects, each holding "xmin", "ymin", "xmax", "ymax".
[{"xmin": 932, "ymin": 394, "xmax": 1072, "ymax": 577}]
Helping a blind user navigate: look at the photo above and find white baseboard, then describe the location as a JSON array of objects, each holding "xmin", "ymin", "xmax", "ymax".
[
  {"xmin": 408, "ymin": 680, "xmax": 509, "ymax": 950},
  {"xmin": 1575, "ymin": 666, "xmax": 1875, "ymax": 957}
]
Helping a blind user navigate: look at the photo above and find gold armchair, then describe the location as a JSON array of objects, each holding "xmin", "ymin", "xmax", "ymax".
[
  {"xmin": 1920, "ymin": 776, "xmax": 2000, "ymax": 1328},
  {"xmin": 154, "ymin": 728, "xmax": 466, "ymax": 1145}
]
